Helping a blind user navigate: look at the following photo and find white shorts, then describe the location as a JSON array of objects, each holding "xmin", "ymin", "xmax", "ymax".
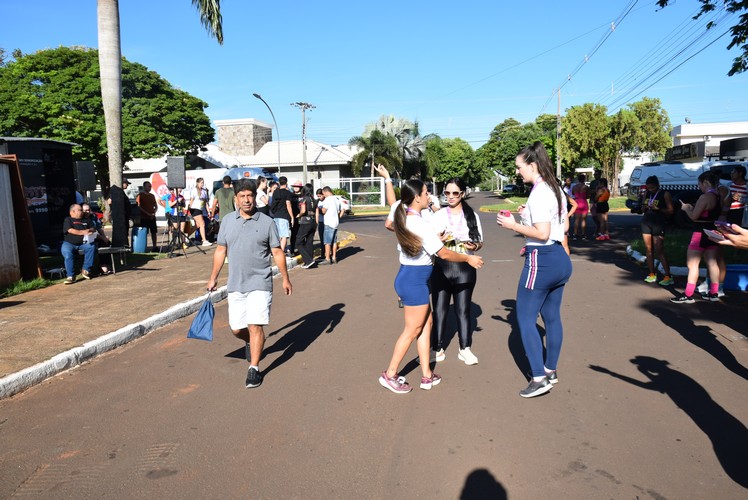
[{"xmin": 227, "ymin": 290, "xmax": 272, "ymax": 330}]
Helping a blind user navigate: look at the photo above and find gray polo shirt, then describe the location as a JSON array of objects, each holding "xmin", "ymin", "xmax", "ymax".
[{"xmin": 217, "ymin": 210, "xmax": 281, "ymax": 293}]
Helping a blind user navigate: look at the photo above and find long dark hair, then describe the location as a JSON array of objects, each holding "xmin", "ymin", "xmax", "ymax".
[
  {"xmin": 394, "ymin": 179, "xmax": 425, "ymax": 257},
  {"xmin": 444, "ymin": 177, "xmax": 481, "ymax": 242},
  {"xmin": 517, "ymin": 141, "xmax": 563, "ymax": 223}
]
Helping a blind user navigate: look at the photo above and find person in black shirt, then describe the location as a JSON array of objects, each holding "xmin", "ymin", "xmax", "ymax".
[
  {"xmin": 61, "ymin": 204, "xmax": 97, "ymax": 284},
  {"xmin": 269, "ymin": 176, "xmax": 294, "ymax": 253}
]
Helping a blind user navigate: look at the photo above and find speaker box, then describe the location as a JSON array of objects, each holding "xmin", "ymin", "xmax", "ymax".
[
  {"xmin": 167, "ymin": 156, "xmax": 186, "ymax": 189},
  {"xmin": 75, "ymin": 161, "xmax": 97, "ymax": 191}
]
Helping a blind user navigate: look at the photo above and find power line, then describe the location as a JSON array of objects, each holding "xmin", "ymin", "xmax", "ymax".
[{"xmin": 540, "ymin": 0, "xmax": 640, "ymax": 114}]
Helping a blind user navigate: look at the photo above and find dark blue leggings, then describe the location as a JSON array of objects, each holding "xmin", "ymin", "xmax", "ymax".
[{"xmin": 516, "ymin": 243, "xmax": 572, "ymax": 378}]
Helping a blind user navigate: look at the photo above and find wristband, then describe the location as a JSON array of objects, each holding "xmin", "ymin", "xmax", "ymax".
[{"xmin": 384, "ymin": 179, "xmax": 392, "ymax": 183}]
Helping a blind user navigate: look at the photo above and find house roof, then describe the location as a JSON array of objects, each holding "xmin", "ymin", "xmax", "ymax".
[
  {"xmin": 125, "ymin": 141, "xmax": 360, "ymax": 175},
  {"xmin": 241, "ymin": 140, "xmax": 359, "ymax": 168}
]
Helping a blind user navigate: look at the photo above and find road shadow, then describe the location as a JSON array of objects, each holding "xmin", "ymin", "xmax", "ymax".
[
  {"xmin": 590, "ymin": 356, "xmax": 748, "ymax": 488},
  {"xmin": 492, "ymin": 298, "xmax": 533, "ymax": 378},
  {"xmin": 649, "ymin": 306, "xmax": 748, "ymax": 381},
  {"xmin": 433, "ymin": 301, "xmax": 484, "ymax": 352},
  {"xmin": 260, "ymin": 303, "xmax": 345, "ymax": 375},
  {"xmin": 460, "ymin": 468, "xmax": 507, "ymax": 499},
  {"xmin": 336, "ymin": 245, "xmax": 364, "ymax": 262}
]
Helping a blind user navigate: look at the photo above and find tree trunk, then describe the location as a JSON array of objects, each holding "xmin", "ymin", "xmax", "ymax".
[
  {"xmin": 98, "ymin": 0, "xmax": 127, "ymax": 244},
  {"xmin": 97, "ymin": 0, "xmax": 122, "ymax": 188}
]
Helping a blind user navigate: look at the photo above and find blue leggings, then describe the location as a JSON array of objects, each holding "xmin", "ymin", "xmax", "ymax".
[{"xmin": 516, "ymin": 243, "xmax": 572, "ymax": 377}]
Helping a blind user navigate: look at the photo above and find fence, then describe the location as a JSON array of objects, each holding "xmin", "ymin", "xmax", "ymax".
[{"xmin": 312, "ymin": 177, "xmax": 389, "ymax": 209}]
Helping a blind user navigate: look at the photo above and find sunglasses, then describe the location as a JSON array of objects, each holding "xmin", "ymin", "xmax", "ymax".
[{"xmin": 443, "ymin": 191, "xmax": 462, "ymax": 197}]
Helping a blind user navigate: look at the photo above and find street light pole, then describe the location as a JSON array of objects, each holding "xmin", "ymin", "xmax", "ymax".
[
  {"xmin": 252, "ymin": 93, "xmax": 281, "ymax": 176},
  {"xmin": 291, "ymin": 101, "xmax": 315, "ymax": 184}
]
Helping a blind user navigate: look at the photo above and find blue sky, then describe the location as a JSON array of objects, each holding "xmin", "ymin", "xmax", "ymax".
[{"xmin": 3, "ymin": 0, "xmax": 747, "ymax": 148}]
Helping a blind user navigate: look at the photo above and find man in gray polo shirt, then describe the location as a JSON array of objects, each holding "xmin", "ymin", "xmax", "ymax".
[{"xmin": 207, "ymin": 179, "xmax": 292, "ymax": 388}]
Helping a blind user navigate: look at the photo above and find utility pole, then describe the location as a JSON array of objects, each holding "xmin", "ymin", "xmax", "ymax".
[
  {"xmin": 291, "ymin": 102, "xmax": 315, "ymax": 184},
  {"xmin": 556, "ymin": 88, "xmax": 561, "ymax": 179}
]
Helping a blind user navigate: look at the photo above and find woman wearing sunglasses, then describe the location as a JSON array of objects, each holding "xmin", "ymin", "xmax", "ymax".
[
  {"xmin": 496, "ymin": 142, "xmax": 573, "ymax": 398},
  {"xmin": 377, "ymin": 174, "xmax": 484, "ymax": 394},
  {"xmin": 429, "ymin": 178, "xmax": 484, "ymax": 365}
]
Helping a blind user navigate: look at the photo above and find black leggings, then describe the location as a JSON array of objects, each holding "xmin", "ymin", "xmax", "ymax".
[
  {"xmin": 296, "ymin": 222, "xmax": 317, "ymax": 265},
  {"xmin": 431, "ymin": 258, "xmax": 477, "ymax": 350}
]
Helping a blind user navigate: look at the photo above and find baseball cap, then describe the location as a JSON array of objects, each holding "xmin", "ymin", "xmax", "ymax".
[{"xmin": 291, "ymin": 179, "xmax": 303, "ymax": 187}]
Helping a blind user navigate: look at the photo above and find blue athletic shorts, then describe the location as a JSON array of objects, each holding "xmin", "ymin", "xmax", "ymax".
[{"xmin": 394, "ymin": 264, "xmax": 433, "ymax": 306}]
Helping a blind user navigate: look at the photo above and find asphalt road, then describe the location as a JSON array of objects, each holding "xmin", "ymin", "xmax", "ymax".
[{"xmin": 1, "ymin": 192, "xmax": 746, "ymax": 498}]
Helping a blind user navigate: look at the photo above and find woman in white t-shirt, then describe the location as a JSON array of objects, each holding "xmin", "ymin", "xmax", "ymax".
[
  {"xmin": 378, "ymin": 178, "xmax": 483, "ymax": 395},
  {"xmin": 256, "ymin": 176, "xmax": 269, "ymax": 215},
  {"xmin": 496, "ymin": 142, "xmax": 572, "ymax": 399},
  {"xmin": 430, "ymin": 177, "xmax": 484, "ymax": 366},
  {"xmin": 186, "ymin": 178, "xmax": 212, "ymax": 247}
]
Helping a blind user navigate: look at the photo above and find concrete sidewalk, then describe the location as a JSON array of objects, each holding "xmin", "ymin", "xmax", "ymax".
[{"xmin": 0, "ymin": 231, "xmax": 353, "ymax": 399}]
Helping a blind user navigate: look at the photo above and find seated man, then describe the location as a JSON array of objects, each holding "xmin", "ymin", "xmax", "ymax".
[
  {"xmin": 81, "ymin": 202, "xmax": 112, "ymax": 274},
  {"xmin": 61, "ymin": 204, "xmax": 97, "ymax": 284}
]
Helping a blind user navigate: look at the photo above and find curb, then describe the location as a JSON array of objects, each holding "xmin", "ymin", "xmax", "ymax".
[{"xmin": 0, "ymin": 232, "xmax": 356, "ymax": 400}]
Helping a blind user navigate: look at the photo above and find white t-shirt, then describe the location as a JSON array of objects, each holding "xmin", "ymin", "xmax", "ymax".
[
  {"xmin": 431, "ymin": 206, "xmax": 483, "ymax": 255},
  {"xmin": 187, "ymin": 187, "xmax": 208, "ymax": 210},
  {"xmin": 321, "ymin": 196, "xmax": 342, "ymax": 229},
  {"xmin": 398, "ymin": 214, "xmax": 444, "ymax": 265},
  {"xmin": 387, "ymin": 200, "xmax": 434, "ymax": 223},
  {"xmin": 521, "ymin": 181, "xmax": 567, "ymax": 246},
  {"xmin": 256, "ymin": 188, "xmax": 268, "ymax": 209}
]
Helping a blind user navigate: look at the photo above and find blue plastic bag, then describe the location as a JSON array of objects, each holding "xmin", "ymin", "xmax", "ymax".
[{"xmin": 187, "ymin": 295, "xmax": 214, "ymax": 341}]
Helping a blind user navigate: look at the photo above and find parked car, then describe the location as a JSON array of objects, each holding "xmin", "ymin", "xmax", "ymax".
[{"xmin": 502, "ymin": 184, "xmax": 521, "ymax": 195}]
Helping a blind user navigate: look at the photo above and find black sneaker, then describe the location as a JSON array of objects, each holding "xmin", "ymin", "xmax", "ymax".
[
  {"xmin": 670, "ymin": 294, "xmax": 695, "ymax": 304},
  {"xmin": 705, "ymin": 292, "xmax": 720, "ymax": 302},
  {"xmin": 519, "ymin": 377, "xmax": 552, "ymax": 398},
  {"xmin": 546, "ymin": 371, "xmax": 558, "ymax": 385},
  {"xmin": 245, "ymin": 367, "xmax": 262, "ymax": 388}
]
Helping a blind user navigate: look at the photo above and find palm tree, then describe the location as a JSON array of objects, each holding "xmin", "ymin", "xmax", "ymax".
[
  {"xmin": 97, "ymin": 0, "xmax": 223, "ymax": 188},
  {"xmin": 348, "ymin": 129, "xmax": 402, "ymax": 177}
]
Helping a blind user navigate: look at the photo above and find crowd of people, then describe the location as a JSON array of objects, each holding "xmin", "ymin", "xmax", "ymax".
[{"xmin": 564, "ymin": 169, "xmax": 612, "ymax": 241}]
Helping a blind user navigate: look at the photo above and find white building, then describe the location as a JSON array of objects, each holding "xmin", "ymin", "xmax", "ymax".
[{"xmin": 670, "ymin": 121, "xmax": 748, "ymax": 160}]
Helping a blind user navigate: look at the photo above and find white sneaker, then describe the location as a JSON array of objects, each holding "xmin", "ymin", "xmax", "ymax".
[
  {"xmin": 202, "ymin": 240, "xmax": 213, "ymax": 247},
  {"xmin": 457, "ymin": 347, "xmax": 479, "ymax": 365},
  {"xmin": 696, "ymin": 281, "xmax": 708, "ymax": 294},
  {"xmin": 416, "ymin": 349, "xmax": 444, "ymax": 365}
]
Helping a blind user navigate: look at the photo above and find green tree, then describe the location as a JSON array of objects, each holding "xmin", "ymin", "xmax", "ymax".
[
  {"xmin": 0, "ymin": 47, "xmax": 215, "ymax": 183},
  {"xmin": 433, "ymin": 138, "xmax": 476, "ymax": 184},
  {"xmin": 97, "ymin": 0, "xmax": 223, "ymax": 188},
  {"xmin": 558, "ymin": 103, "xmax": 610, "ymax": 172},
  {"xmin": 656, "ymin": 0, "xmax": 748, "ymax": 75},
  {"xmin": 363, "ymin": 115, "xmax": 425, "ymax": 178},
  {"xmin": 478, "ymin": 118, "xmax": 551, "ymax": 180},
  {"xmin": 348, "ymin": 129, "xmax": 402, "ymax": 177},
  {"xmin": 628, "ymin": 97, "xmax": 672, "ymax": 154}
]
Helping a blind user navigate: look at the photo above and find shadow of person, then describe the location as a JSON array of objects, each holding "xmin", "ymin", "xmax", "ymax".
[
  {"xmin": 261, "ymin": 303, "xmax": 345, "ymax": 375},
  {"xmin": 460, "ymin": 468, "xmax": 507, "ymax": 500},
  {"xmin": 590, "ymin": 356, "xmax": 748, "ymax": 488},
  {"xmin": 650, "ymin": 306, "xmax": 748, "ymax": 381},
  {"xmin": 335, "ymin": 245, "xmax": 364, "ymax": 262},
  {"xmin": 492, "ymin": 298, "xmax": 531, "ymax": 377}
]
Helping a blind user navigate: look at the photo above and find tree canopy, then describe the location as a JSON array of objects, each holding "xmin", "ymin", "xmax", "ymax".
[
  {"xmin": 0, "ymin": 46, "xmax": 214, "ymax": 185},
  {"xmin": 656, "ymin": 0, "xmax": 748, "ymax": 76},
  {"xmin": 558, "ymin": 97, "xmax": 671, "ymax": 192},
  {"xmin": 476, "ymin": 117, "xmax": 554, "ymax": 180}
]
